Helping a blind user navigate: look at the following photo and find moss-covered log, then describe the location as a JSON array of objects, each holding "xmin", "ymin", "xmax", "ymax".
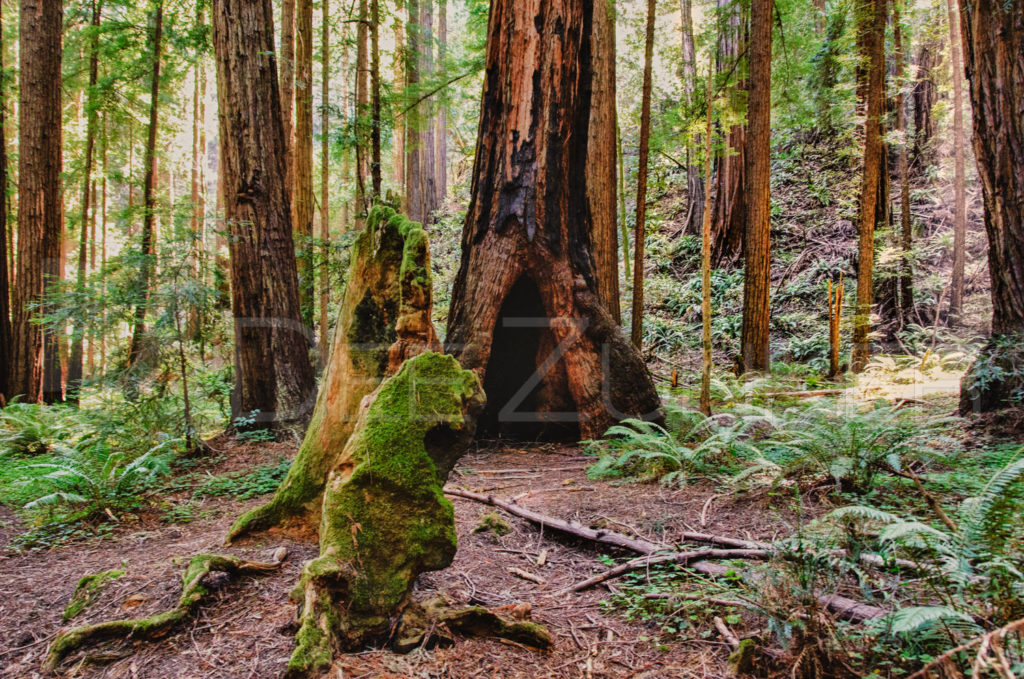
[
  {"xmin": 286, "ymin": 352, "xmax": 485, "ymax": 676},
  {"xmin": 45, "ymin": 553, "xmax": 285, "ymax": 673},
  {"xmin": 228, "ymin": 206, "xmax": 440, "ymax": 542}
]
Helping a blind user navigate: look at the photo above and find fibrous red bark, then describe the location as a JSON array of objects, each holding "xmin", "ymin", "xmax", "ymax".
[{"xmin": 445, "ymin": 0, "xmax": 662, "ymax": 441}]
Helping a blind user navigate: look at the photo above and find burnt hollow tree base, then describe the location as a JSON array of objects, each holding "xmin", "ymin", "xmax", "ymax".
[{"xmin": 960, "ymin": 334, "xmax": 1024, "ymax": 415}]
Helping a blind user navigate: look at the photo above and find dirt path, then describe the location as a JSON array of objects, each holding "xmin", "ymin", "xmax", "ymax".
[{"xmin": 0, "ymin": 441, "xmax": 806, "ymax": 678}]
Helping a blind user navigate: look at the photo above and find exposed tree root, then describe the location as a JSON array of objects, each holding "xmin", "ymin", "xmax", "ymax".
[
  {"xmin": 447, "ymin": 489, "xmax": 887, "ymax": 622},
  {"xmin": 44, "ymin": 551, "xmax": 286, "ymax": 673}
]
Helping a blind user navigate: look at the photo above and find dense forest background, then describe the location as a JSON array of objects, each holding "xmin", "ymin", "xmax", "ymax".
[{"xmin": 1, "ymin": 0, "xmax": 1024, "ymax": 676}]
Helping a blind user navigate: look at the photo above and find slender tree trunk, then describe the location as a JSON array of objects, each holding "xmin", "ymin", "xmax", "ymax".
[
  {"xmin": 319, "ymin": 0, "xmax": 330, "ymax": 363},
  {"xmin": 957, "ymin": 0, "xmax": 1024, "ymax": 413},
  {"xmin": 128, "ymin": 2, "xmax": 163, "ymax": 371},
  {"xmin": 0, "ymin": 0, "xmax": 9, "ymax": 404},
  {"xmin": 700, "ymin": 59, "xmax": 714, "ymax": 416},
  {"xmin": 370, "ymin": 0, "xmax": 381, "ymax": 198},
  {"xmin": 340, "ymin": 23, "xmax": 351, "ymax": 232},
  {"xmin": 417, "ymin": 0, "xmax": 436, "ymax": 222},
  {"xmin": 11, "ymin": 0, "xmax": 63, "ymax": 403},
  {"xmin": 212, "ymin": 0, "xmax": 316, "ymax": 425},
  {"xmin": 945, "ymin": 0, "xmax": 967, "ymax": 323},
  {"xmin": 392, "ymin": 12, "xmax": 405, "ymax": 198},
  {"xmin": 740, "ymin": 0, "xmax": 772, "ymax": 374},
  {"xmin": 679, "ymin": 0, "xmax": 704, "ymax": 235},
  {"xmin": 894, "ymin": 2, "xmax": 914, "ymax": 323},
  {"xmin": 851, "ymin": 0, "xmax": 887, "ymax": 373},
  {"xmin": 912, "ymin": 42, "xmax": 938, "ymax": 168},
  {"xmin": 68, "ymin": 0, "xmax": 103, "ymax": 405},
  {"xmin": 631, "ymin": 0, "xmax": 657, "ymax": 350},
  {"xmin": 295, "ymin": 0, "xmax": 315, "ymax": 329},
  {"xmin": 99, "ymin": 121, "xmax": 108, "ymax": 382},
  {"xmin": 589, "ymin": 0, "xmax": 620, "ymax": 322},
  {"xmin": 710, "ymin": 0, "xmax": 746, "ymax": 266},
  {"xmin": 281, "ymin": 0, "xmax": 295, "ymax": 194},
  {"xmin": 404, "ymin": 0, "xmax": 421, "ymax": 221},
  {"xmin": 434, "ymin": 0, "xmax": 447, "ymax": 206},
  {"xmin": 354, "ymin": 0, "xmax": 368, "ymax": 226}
]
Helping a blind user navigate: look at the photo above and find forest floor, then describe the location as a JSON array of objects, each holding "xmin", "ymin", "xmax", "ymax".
[{"xmin": 0, "ymin": 428, "xmax": 854, "ymax": 679}]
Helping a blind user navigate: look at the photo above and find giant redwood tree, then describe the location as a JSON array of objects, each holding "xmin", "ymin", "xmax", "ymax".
[
  {"xmin": 11, "ymin": 0, "xmax": 63, "ymax": 404},
  {"xmin": 212, "ymin": 0, "xmax": 315, "ymax": 425},
  {"xmin": 445, "ymin": 0, "xmax": 662, "ymax": 441},
  {"xmin": 958, "ymin": 0, "xmax": 1024, "ymax": 412}
]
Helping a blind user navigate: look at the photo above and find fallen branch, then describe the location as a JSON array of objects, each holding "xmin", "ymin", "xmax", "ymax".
[
  {"xmin": 714, "ymin": 616, "xmax": 741, "ymax": 651},
  {"xmin": 447, "ymin": 488, "xmax": 886, "ymax": 622},
  {"xmin": 908, "ymin": 617, "xmax": 1024, "ymax": 679},
  {"xmin": 763, "ymin": 389, "xmax": 846, "ymax": 399},
  {"xmin": 45, "ymin": 551, "xmax": 286, "ymax": 672}
]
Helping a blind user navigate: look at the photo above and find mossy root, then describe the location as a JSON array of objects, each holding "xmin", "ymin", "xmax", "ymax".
[{"xmin": 44, "ymin": 552, "xmax": 286, "ymax": 673}]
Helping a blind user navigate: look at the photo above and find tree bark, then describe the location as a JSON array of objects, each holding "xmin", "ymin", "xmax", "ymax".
[
  {"xmin": 945, "ymin": 0, "xmax": 967, "ymax": 323},
  {"xmin": 318, "ymin": 0, "xmax": 330, "ymax": 360},
  {"xmin": 958, "ymin": 0, "xmax": 1024, "ymax": 412},
  {"xmin": 405, "ymin": 0, "xmax": 438, "ymax": 225},
  {"xmin": 631, "ymin": 0, "xmax": 657, "ymax": 350},
  {"xmin": 392, "ymin": 13, "xmax": 405, "ymax": 198},
  {"xmin": 434, "ymin": 0, "xmax": 447, "ymax": 207},
  {"xmin": 0, "ymin": 0, "xmax": 9, "ymax": 404},
  {"xmin": 68, "ymin": 0, "xmax": 103, "ymax": 405},
  {"xmin": 588, "ymin": 0, "xmax": 620, "ymax": 322},
  {"xmin": 281, "ymin": 0, "xmax": 295, "ymax": 195},
  {"xmin": 445, "ymin": 0, "xmax": 662, "ymax": 441},
  {"xmin": 354, "ymin": 0, "xmax": 368, "ymax": 226},
  {"xmin": 212, "ymin": 0, "xmax": 316, "ymax": 426},
  {"xmin": 912, "ymin": 42, "xmax": 939, "ymax": 168},
  {"xmin": 851, "ymin": 0, "xmax": 887, "ymax": 373},
  {"xmin": 11, "ymin": 0, "xmax": 63, "ymax": 403},
  {"xmin": 295, "ymin": 0, "xmax": 315, "ymax": 330},
  {"xmin": 370, "ymin": 0, "xmax": 381, "ymax": 198},
  {"xmin": 710, "ymin": 0, "xmax": 746, "ymax": 267},
  {"xmin": 127, "ymin": 3, "xmax": 163, "ymax": 373},
  {"xmin": 678, "ymin": 0, "xmax": 704, "ymax": 236},
  {"xmin": 740, "ymin": 0, "xmax": 772, "ymax": 374},
  {"xmin": 894, "ymin": 1, "xmax": 914, "ymax": 323}
]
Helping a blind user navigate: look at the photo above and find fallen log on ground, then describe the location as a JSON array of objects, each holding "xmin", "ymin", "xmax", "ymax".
[
  {"xmin": 446, "ymin": 489, "xmax": 887, "ymax": 622},
  {"xmin": 44, "ymin": 551, "xmax": 287, "ymax": 672}
]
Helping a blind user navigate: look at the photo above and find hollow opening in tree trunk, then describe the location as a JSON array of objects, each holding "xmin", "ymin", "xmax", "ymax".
[{"xmin": 479, "ymin": 275, "xmax": 581, "ymax": 442}]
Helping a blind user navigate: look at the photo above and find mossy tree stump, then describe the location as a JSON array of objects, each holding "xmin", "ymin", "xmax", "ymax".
[
  {"xmin": 228, "ymin": 206, "xmax": 441, "ymax": 542},
  {"xmin": 287, "ymin": 352, "xmax": 485, "ymax": 676}
]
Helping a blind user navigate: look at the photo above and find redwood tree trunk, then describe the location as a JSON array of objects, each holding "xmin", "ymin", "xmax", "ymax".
[
  {"xmin": 588, "ymin": 0, "xmax": 620, "ymax": 322},
  {"xmin": 945, "ymin": 0, "xmax": 967, "ymax": 323},
  {"xmin": 281, "ymin": 0, "xmax": 295, "ymax": 192},
  {"xmin": 958, "ymin": 0, "xmax": 1024, "ymax": 412},
  {"xmin": 0, "ymin": 0, "xmax": 10, "ymax": 404},
  {"xmin": 895, "ymin": 1, "xmax": 915, "ymax": 323},
  {"xmin": 710, "ymin": 0, "xmax": 746, "ymax": 266},
  {"xmin": 128, "ymin": 3, "xmax": 163, "ymax": 372},
  {"xmin": 354, "ymin": 0, "xmax": 368, "ymax": 226},
  {"xmin": 68, "ymin": 0, "xmax": 103, "ymax": 404},
  {"xmin": 912, "ymin": 42, "xmax": 938, "ymax": 168},
  {"xmin": 631, "ymin": 0, "xmax": 656, "ymax": 350},
  {"xmin": 445, "ymin": 0, "xmax": 662, "ymax": 441},
  {"xmin": 212, "ymin": 0, "xmax": 316, "ymax": 426},
  {"xmin": 740, "ymin": 0, "xmax": 772, "ymax": 374},
  {"xmin": 295, "ymin": 0, "xmax": 315, "ymax": 330},
  {"xmin": 679, "ymin": 0, "xmax": 704, "ymax": 236},
  {"xmin": 11, "ymin": 0, "xmax": 63, "ymax": 403},
  {"xmin": 851, "ymin": 0, "xmax": 887, "ymax": 373},
  {"xmin": 435, "ymin": 0, "xmax": 448, "ymax": 206}
]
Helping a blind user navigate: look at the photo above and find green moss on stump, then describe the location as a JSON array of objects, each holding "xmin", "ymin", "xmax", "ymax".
[
  {"xmin": 228, "ymin": 206, "xmax": 436, "ymax": 543},
  {"xmin": 288, "ymin": 352, "xmax": 485, "ymax": 675},
  {"xmin": 62, "ymin": 569, "xmax": 125, "ymax": 622}
]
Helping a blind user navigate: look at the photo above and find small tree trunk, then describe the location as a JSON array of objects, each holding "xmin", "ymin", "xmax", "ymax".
[
  {"xmin": 700, "ymin": 58, "xmax": 714, "ymax": 416},
  {"xmin": 710, "ymin": 0, "xmax": 746, "ymax": 266},
  {"xmin": 392, "ymin": 13, "xmax": 406, "ymax": 198},
  {"xmin": 11, "ymin": 0, "xmax": 64, "ymax": 403},
  {"xmin": 318, "ymin": 0, "xmax": 330, "ymax": 362},
  {"xmin": 912, "ymin": 42, "xmax": 938, "ymax": 168},
  {"xmin": 446, "ymin": 0, "xmax": 662, "ymax": 441},
  {"xmin": 370, "ymin": 0, "xmax": 381, "ymax": 198},
  {"xmin": 958, "ymin": 0, "xmax": 1024, "ymax": 413},
  {"xmin": 631, "ymin": 0, "xmax": 657, "ymax": 350},
  {"xmin": 128, "ymin": 3, "xmax": 164, "ymax": 372},
  {"xmin": 894, "ymin": 2, "xmax": 915, "ymax": 323},
  {"xmin": 354, "ymin": 0, "xmax": 369, "ymax": 226},
  {"xmin": 0, "ymin": 0, "xmax": 10, "ymax": 404},
  {"xmin": 740, "ymin": 0, "xmax": 772, "ymax": 374},
  {"xmin": 68, "ymin": 0, "xmax": 103, "ymax": 405},
  {"xmin": 851, "ymin": 0, "xmax": 887, "ymax": 373},
  {"xmin": 945, "ymin": 0, "xmax": 967, "ymax": 323},
  {"xmin": 295, "ymin": 0, "xmax": 316, "ymax": 331},
  {"xmin": 679, "ymin": 0, "xmax": 704, "ymax": 235},
  {"xmin": 589, "ymin": 0, "xmax": 620, "ymax": 322},
  {"xmin": 212, "ymin": 0, "xmax": 316, "ymax": 426},
  {"xmin": 434, "ymin": 0, "xmax": 447, "ymax": 206}
]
